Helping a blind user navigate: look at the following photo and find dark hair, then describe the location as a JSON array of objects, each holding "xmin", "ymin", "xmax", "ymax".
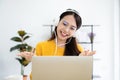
[
  {"xmin": 60, "ymin": 9, "xmax": 82, "ymax": 30},
  {"xmin": 49, "ymin": 9, "xmax": 82, "ymax": 56}
]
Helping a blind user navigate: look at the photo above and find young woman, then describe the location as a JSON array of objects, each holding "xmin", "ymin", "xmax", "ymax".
[{"xmin": 18, "ymin": 9, "xmax": 96, "ymax": 80}]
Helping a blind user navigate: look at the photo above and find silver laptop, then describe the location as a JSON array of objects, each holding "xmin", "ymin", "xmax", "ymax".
[{"xmin": 32, "ymin": 56, "xmax": 93, "ymax": 80}]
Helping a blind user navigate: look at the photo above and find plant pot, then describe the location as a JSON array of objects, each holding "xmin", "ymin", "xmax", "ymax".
[{"xmin": 23, "ymin": 75, "xmax": 27, "ymax": 80}]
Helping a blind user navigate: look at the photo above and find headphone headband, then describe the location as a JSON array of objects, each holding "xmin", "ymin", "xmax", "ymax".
[{"xmin": 66, "ymin": 8, "xmax": 80, "ymax": 16}]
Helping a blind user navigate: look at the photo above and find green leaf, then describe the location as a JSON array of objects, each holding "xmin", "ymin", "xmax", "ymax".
[
  {"xmin": 22, "ymin": 59, "xmax": 30, "ymax": 66},
  {"xmin": 16, "ymin": 57, "xmax": 23, "ymax": 64},
  {"xmin": 19, "ymin": 44, "xmax": 28, "ymax": 52},
  {"xmin": 26, "ymin": 45, "xmax": 32, "ymax": 52},
  {"xmin": 18, "ymin": 30, "xmax": 26, "ymax": 37},
  {"xmin": 10, "ymin": 44, "xmax": 27, "ymax": 52},
  {"xmin": 10, "ymin": 44, "xmax": 22, "ymax": 52},
  {"xmin": 11, "ymin": 37, "xmax": 22, "ymax": 42},
  {"xmin": 16, "ymin": 57, "xmax": 30, "ymax": 66},
  {"xmin": 23, "ymin": 35, "xmax": 30, "ymax": 41}
]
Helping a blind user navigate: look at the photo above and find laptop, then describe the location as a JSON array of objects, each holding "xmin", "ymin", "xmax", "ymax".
[{"xmin": 32, "ymin": 56, "xmax": 93, "ymax": 80}]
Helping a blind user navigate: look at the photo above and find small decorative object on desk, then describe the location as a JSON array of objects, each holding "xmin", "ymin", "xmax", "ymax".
[
  {"xmin": 10, "ymin": 30, "xmax": 33, "ymax": 80},
  {"xmin": 88, "ymin": 32, "xmax": 96, "ymax": 43}
]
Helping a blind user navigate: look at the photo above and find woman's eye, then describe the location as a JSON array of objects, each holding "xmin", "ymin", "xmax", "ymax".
[
  {"xmin": 70, "ymin": 27, "xmax": 75, "ymax": 30},
  {"xmin": 63, "ymin": 21, "xmax": 68, "ymax": 26},
  {"xmin": 70, "ymin": 27, "xmax": 76, "ymax": 30}
]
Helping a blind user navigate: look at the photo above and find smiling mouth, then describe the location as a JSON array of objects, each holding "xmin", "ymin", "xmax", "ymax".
[{"xmin": 60, "ymin": 31, "xmax": 68, "ymax": 37}]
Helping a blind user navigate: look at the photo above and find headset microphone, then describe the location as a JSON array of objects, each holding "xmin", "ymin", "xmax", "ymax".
[
  {"xmin": 54, "ymin": 30, "xmax": 57, "ymax": 55},
  {"xmin": 54, "ymin": 29, "xmax": 72, "ymax": 55}
]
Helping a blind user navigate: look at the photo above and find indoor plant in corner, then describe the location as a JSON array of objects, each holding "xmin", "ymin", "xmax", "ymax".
[{"xmin": 10, "ymin": 30, "xmax": 33, "ymax": 80}]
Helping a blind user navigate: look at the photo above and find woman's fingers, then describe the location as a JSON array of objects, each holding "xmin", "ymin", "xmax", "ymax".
[
  {"xmin": 79, "ymin": 51, "xmax": 86, "ymax": 56},
  {"xmin": 89, "ymin": 51, "xmax": 96, "ymax": 56},
  {"xmin": 79, "ymin": 50, "xmax": 96, "ymax": 56},
  {"xmin": 17, "ymin": 48, "xmax": 35, "ymax": 61},
  {"xmin": 84, "ymin": 50, "xmax": 90, "ymax": 55},
  {"xmin": 17, "ymin": 51, "xmax": 35, "ymax": 62}
]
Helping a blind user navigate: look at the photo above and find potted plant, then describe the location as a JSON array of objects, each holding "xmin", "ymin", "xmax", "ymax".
[
  {"xmin": 88, "ymin": 32, "xmax": 96, "ymax": 43},
  {"xmin": 10, "ymin": 30, "xmax": 33, "ymax": 80}
]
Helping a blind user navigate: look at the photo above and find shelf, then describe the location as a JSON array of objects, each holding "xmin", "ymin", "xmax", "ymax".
[
  {"xmin": 93, "ymin": 75, "xmax": 101, "ymax": 78},
  {"xmin": 82, "ymin": 25, "xmax": 100, "ymax": 27},
  {"xmin": 78, "ymin": 42, "xmax": 92, "ymax": 44}
]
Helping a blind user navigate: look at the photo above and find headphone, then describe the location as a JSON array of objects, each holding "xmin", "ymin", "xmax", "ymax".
[{"xmin": 66, "ymin": 8, "xmax": 80, "ymax": 16}]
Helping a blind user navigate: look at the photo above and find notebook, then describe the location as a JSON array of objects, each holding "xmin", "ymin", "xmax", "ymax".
[{"xmin": 32, "ymin": 56, "xmax": 93, "ymax": 80}]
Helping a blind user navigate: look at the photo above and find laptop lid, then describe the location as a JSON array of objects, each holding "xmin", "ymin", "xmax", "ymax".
[{"xmin": 32, "ymin": 56, "xmax": 93, "ymax": 80}]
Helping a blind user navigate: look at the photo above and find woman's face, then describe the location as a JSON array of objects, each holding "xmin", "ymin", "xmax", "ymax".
[{"xmin": 57, "ymin": 15, "xmax": 77, "ymax": 41}]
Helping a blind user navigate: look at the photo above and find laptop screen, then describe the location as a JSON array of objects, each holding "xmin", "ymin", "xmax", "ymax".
[{"xmin": 32, "ymin": 56, "xmax": 93, "ymax": 80}]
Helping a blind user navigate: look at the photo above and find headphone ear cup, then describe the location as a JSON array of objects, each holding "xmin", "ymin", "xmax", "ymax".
[
  {"xmin": 73, "ymin": 32, "xmax": 76, "ymax": 38},
  {"xmin": 54, "ymin": 27, "xmax": 57, "ymax": 35},
  {"xmin": 54, "ymin": 17, "xmax": 59, "ymax": 26}
]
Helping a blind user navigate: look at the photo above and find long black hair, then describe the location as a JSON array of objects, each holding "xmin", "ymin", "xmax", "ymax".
[{"xmin": 49, "ymin": 9, "xmax": 82, "ymax": 56}]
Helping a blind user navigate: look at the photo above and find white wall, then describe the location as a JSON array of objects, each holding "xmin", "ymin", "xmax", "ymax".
[
  {"xmin": 0, "ymin": 0, "xmax": 117, "ymax": 80},
  {"xmin": 113, "ymin": 0, "xmax": 120, "ymax": 80}
]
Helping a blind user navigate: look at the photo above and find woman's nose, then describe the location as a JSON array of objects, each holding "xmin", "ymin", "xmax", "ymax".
[{"xmin": 64, "ymin": 27, "xmax": 69, "ymax": 32}]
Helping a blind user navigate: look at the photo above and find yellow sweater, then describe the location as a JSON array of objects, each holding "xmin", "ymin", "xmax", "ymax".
[
  {"xmin": 35, "ymin": 40, "xmax": 84, "ymax": 56},
  {"xmin": 30, "ymin": 40, "xmax": 84, "ymax": 79}
]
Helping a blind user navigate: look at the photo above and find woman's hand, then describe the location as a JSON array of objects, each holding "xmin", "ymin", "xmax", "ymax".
[
  {"xmin": 17, "ymin": 48, "xmax": 35, "ymax": 62},
  {"xmin": 79, "ymin": 50, "xmax": 96, "ymax": 56}
]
